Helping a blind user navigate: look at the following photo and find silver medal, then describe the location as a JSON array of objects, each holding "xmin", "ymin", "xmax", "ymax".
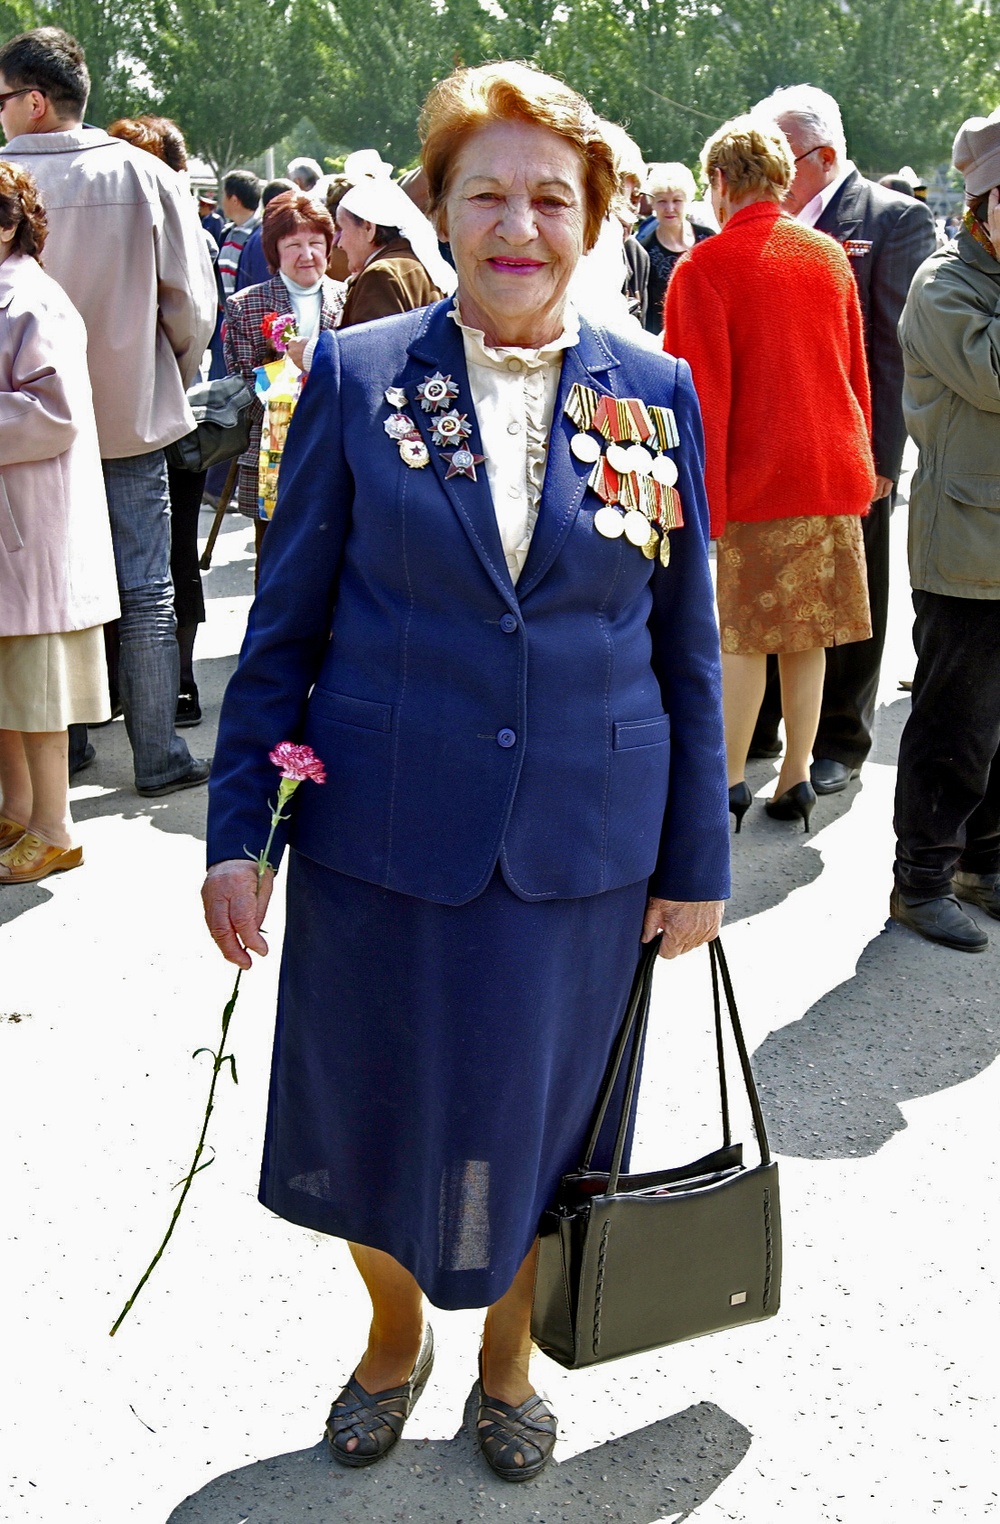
[
  {"xmin": 606, "ymin": 442, "xmax": 633, "ymax": 475},
  {"xmin": 624, "ymin": 509, "xmax": 653, "ymax": 546},
  {"xmin": 594, "ymin": 506, "xmax": 625, "ymax": 539},
  {"xmin": 651, "ymin": 453, "xmax": 679, "ymax": 487},
  {"xmin": 571, "ymin": 431, "xmax": 602, "ymax": 464}
]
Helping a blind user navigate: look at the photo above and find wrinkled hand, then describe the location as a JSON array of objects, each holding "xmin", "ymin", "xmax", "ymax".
[
  {"xmin": 642, "ymin": 897, "xmax": 725, "ymax": 959},
  {"xmin": 286, "ymin": 336, "xmax": 308, "ymax": 372},
  {"xmin": 872, "ymin": 475, "xmax": 894, "ymax": 501},
  {"xmin": 201, "ymin": 859, "xmax": 274, "ymax": 970}
]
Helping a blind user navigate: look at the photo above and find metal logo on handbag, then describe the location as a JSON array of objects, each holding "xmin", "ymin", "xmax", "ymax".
[{"xmin": 531, "ymin": 936, "xmax": 781, "ymax": 1369}]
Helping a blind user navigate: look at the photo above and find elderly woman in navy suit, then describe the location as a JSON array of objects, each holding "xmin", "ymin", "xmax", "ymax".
[{"xmin": 203, "ymin": 63, "xmax": 729, "ymax": 1484}]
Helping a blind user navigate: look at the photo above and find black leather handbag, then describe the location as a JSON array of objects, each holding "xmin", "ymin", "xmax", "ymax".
[
  {"xmin": 531, "ymin": 936, "xmax": 781, "ymax": 1368},
  {"xmin": 165, "ymin": 374, "xmax": 254, "ymax": 473}
]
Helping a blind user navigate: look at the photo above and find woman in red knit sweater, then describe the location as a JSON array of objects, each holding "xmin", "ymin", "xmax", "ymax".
[{"xmin": 664, "ymin": 116, "xmax": 875, "ymax": 831}]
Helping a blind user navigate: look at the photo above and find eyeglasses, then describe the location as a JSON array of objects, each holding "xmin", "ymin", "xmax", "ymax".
[
  {"xmin": 0, "ymin": 86, "xmax": 42, "ymax": 111},
  {"xmin": 793, "ymin": 145, "xmax": 828, "ymax": 165}
]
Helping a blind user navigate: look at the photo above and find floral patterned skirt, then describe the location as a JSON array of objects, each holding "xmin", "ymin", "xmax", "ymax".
[{"xmin": 717, "ymin": 513, "xmax": 872, "ymax": 655}]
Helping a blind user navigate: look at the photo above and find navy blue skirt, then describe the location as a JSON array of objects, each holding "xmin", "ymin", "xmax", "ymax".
[{"xmin": 259, "ymin": 850, "xmax": 650, "ymax": 1309}]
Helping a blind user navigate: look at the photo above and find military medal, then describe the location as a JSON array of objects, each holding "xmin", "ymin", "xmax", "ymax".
[
  {"xmin": 570, "ymin": 431, "xmax": 601, "ymax": 464},
  {"xmin": 442, "ymin": 447, "xmax": 485, "ymax": 481},
  {"xmin": 623, "ymin": 509, "xmax": 653, "ymax": 546},
  {"xmin": 384, "ymin": 412, "xmax": 416, "ymax": 442},
  {"xmin": 431, "ymin": 410, "xmax": 472, "ymax": 448},
  {"xmin": 416, "ymin": 372, "xmax": 459, "ymax": 412},
  {"xmin": 606, "ymin": 442, "xmax": 633, "ymax": 475},
  {"xmin": 399, "ymin": 437, "xmax": 430, "ymax": 469},
  {"xmin": 594, "ymin": 505, "xmax": 625, "ymax": 538},
  {"xmin": 384, "ymin": 386, "xmax": 408, "ymax": 409},
  {"xmin": 651, "ymin": 453, "xmax": 678, "ymax": 487},
  {"xmin": 566, "ymin": 382, "xmax": 685, "ymax": 563}
]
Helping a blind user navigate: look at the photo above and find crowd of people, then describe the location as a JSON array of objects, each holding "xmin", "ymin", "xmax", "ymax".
[{"xmin": 2, "ymin": 17, "xmax": 999, "ymax": 1482}]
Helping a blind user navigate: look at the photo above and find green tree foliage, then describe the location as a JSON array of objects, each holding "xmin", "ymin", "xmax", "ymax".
[
  {"xmin": 144, "ymin": 0, "xmax": 312, "ymax": 175},
  {"xmin": 1, "ymin": 0, "xmax": 995, "ymax": 178}
]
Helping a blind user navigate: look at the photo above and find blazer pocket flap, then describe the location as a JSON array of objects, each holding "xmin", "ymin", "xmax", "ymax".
[
  {"xmin": 613, "ymin": 714, "xmax": 670, "ymax": 750},
  {"xmin": 0, "ymin": 476, "xmax": 24, "ymax": 553},
  {"xmin": 944, "ymin": 475, "xmax": 1000, "ymax": 510},
  {"xmin": 310, "ymin": 687, "xmax": 392, "ymax": 732}
]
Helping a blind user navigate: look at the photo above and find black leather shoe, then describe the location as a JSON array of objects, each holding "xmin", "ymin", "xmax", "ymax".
[
  {"xmin": 952, "ymin": 871, "xmax": 1000, "ymax": 922},
  {"xmin": 326, "ymin": 1325, "xmax": 434, "ymax": 1467},
  {"xmin": 476, "ymin": 1354, "xmax": 557, "ymax": 1483},
  {"xmin": 810, "ymin": 758, "xmax": 861, "ymax": 795},
  {"xmin": 889, "ymin": 888, "xmax": 988, "ymax": 952},
  {"xmin": 136, "ymin": 759, "xmax": 211, "ymax": 797},
  {"xmin": 175, "ymin": 686, "xmax": 202, "ymax": 728}
]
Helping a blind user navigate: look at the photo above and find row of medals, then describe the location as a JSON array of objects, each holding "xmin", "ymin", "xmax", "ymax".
[{"xmin": 570, "ymin": 429, "xmax": 680, "ymax": 567}]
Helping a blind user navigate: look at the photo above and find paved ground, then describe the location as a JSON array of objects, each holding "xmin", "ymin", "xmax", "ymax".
[{"xmin": 2, "ymin": 458, "xmax": 998, "ymax": 1523}]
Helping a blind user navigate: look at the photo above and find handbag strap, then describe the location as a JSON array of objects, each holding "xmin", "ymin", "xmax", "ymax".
[
  {"xmin": 709, "ymin": 937, "xmax": 772, "ymax": 1168},
  {"xmin": 582, "ymin": 934, "xmax": 771, "ymax": 1194}
]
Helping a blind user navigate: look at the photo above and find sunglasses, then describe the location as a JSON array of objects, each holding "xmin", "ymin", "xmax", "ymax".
[{"xmin": 0, "ymin": 85, "xmax": 43, "ymax": 110}]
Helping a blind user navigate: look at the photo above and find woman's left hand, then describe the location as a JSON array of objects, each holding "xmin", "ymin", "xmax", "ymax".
[
  {"xmin": 286, "ymin": 336, "xmax": 308, "ymax": 371},
  {"xmin": 642, "ymin": 897, "xmax": 725, "ymax": 959}
]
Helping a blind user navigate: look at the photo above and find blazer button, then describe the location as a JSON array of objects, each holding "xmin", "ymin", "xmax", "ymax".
[
  {"xmin": 496, "ymin": 728, "xmax": 517, "ymax": 748},
  {"xmin": 500, "ymin": 613, "xmax": 518, "ymax": 633}
]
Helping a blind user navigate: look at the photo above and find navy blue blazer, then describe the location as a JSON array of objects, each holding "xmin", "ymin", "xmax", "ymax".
[{"xmin": 207, "ymin": 301, "xmax": 730, "ymax": 906}]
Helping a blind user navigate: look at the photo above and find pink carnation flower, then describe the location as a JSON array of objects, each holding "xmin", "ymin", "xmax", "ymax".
[{"xmin": 269, "ymin": 741, "xmax": 327, "ymax": 784}]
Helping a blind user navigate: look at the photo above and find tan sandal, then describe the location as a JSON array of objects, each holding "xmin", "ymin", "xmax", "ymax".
[
  {"xmin": 0, "ymin": 814, "xmax": 27, "ymax": 851},
  {"xmin": 0, "ymin": 831, "xmax": 83, "ymax": 884}
]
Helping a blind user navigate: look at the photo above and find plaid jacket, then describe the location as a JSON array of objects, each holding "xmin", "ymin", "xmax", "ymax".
[{"xmin": 223, "ymin": 274, "xmax": 345, "ymax": 513}]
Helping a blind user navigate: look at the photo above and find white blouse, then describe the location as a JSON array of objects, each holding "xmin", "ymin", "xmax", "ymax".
[{"xmin": 449, "ymin": 304, "xmax": 580, "ymax": 585}]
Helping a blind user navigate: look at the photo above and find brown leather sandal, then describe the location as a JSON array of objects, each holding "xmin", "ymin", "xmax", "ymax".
[
  {"xmin": 325, "ymin": 1324, "xmax": 434, "ymax": 1467},
  {"xmin": 0, "ymin": 832, "xmax": 83, "ymax": 884}
]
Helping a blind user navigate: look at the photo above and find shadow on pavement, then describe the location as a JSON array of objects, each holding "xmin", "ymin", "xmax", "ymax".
[
  {"xmin": 0, "ymin": 879, "xmax": 53, "ymax": 927},
  {"xmin": 753, "ymin": 921, "xmax": 1000, "ymax": 1159},
  {"xmin": 167, "ymin": 1399, "xmax": 750, "ymax": 1523}
]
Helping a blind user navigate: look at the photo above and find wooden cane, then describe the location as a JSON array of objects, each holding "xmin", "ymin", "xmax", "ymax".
[{"xmin": 199, "ymin": 456, "xmax": 240, "ymax": 571}]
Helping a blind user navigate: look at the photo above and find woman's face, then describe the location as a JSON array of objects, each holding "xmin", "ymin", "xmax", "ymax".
[
  {"xmin": 334, "ymin": 208, "xmax": 376, "ymax": 276},
  {"xmin": 276, "ymin": 225, "xmax": 328, "ymax": 286},
  {"xmin": 652, "ymin": 189, "xmax": 688, "ymax": 230},
  {"xmin": 440, "ymin": 118, "xmax": 588, "ymax": 348}
]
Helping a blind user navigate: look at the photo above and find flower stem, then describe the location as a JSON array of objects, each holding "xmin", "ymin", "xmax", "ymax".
[{"xmin": 109, "ymin": 969, "xmax": 243, "ymax": 1336}]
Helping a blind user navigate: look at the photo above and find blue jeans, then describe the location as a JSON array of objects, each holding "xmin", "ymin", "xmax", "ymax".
[{"xmin": 103, "ymin": 451, "xmax": 194, "ymax": 789}]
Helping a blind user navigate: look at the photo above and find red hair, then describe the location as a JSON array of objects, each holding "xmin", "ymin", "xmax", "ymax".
[{"xmin": 261, "ymin": 191, "xmax": 334, "ymax": 270}]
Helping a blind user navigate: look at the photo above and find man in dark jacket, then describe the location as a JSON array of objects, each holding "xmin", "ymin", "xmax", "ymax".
[{"xmin": 751, "ymin": 85, "xmax": 937, "ymax": 792}]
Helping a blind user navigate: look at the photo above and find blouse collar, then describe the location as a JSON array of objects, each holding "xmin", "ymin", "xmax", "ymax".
[{"xmin": 447, "ymin": 300, "xmax": 580, "ymax": 371}]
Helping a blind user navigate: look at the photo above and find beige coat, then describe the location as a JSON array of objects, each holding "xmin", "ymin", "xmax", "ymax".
[
  {"xmin": 3, "ymin": 127, "xmax": 216, "ymax": 460},
  {"xmin": 0, "ymin": 252, "xmax": 119, "ymax": 636}
]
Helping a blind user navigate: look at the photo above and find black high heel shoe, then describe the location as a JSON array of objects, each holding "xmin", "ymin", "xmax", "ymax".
[
  {"xmin": 728, "ymin": 782, "xmax": 752, "ymax": 833},
  {"xmin": 764, "ymin": 780, "xmax": 817, "ymax": 833}
]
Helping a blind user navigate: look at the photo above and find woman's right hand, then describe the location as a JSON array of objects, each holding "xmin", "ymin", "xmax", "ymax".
[{"xmin": 201, "ymin": 859, "xmax": 274, "ymax": 969}]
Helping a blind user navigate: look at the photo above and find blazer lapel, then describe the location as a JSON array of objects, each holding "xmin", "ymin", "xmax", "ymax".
[
  {"xmin": 515, "ymin": 318, "xmax": 620, "ymax": 598},
  {"xmin": 815, "ymin": 170, "xmax": 865, "ymax": 242},
  {"xmin": 404, "ymin": 305, "xmax": 516, "ymax": 605}
]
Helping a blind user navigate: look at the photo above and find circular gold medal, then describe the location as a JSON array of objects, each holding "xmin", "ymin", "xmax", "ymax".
[
  {"xmin": 571, "ymin": 431, "xmax": 602, "ymax": 464},
  {"xmin": 641, "ymin": 527, "xmax": 659, "ymax": 559},
  {"xmin": 624, "ymin": 509, "xmax": 652, "ymax": 546},
  {"xmin": 594, "ymin": 505, "xmax": 625, "ymax": 539},
  {"xmin": 651, "ymin": 453, "xmax": 679, "ymax": 487}
]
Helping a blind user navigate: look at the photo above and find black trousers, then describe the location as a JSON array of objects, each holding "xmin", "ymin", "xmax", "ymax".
[
  {"xmin": 893, "ymin": 589, "xmax": 1000, "ymax": 900},
  {"xmin": 168, "ymin": 464, "xmax": 208, "ymax": 627},
  {"xmin": 752, "ymin": 494, "xmax": 891, "ymax": 764}
]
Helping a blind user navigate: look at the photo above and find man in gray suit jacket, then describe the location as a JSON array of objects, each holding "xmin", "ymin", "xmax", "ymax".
[{"xmin": 751, "ymin": 85, "xmax": 937, "ymax": 792}]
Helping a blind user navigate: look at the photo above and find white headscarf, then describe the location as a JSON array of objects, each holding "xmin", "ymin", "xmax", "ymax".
[{"xmin": 339, "ymin": 171, "xmax": 457, "ymax": 296}]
